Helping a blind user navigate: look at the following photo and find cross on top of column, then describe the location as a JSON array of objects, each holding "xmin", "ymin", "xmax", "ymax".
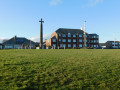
[{"xmin": 39, "ymin": 18, "xmax": 44, "ymax": 23}]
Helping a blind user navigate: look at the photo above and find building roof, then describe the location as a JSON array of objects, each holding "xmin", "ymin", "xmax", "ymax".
[
  {"xmin": 3, "ymin": 36, "xmax": 36, "ymax": 45},
  {"xmin": 106, "ymin": 41, "xmax": 120, "ymax": 43},
  {"xmin": 89, "ymin": 33, "xmax": 99, "ymax": 36},
  {"xmin": 55, "ymin": 28, "xmax": 87, "ymax": 34}
]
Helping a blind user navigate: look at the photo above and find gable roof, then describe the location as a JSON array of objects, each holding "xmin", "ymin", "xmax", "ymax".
[
  {"xmin": 3, "ymin": 36, "xmax": 36, "ymax": 45},
  {"xmin": 55, "ymin": 28, "xmax": 87, "ymax": 34}
]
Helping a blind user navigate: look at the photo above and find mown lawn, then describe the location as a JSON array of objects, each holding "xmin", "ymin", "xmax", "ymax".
[{"xmin": 0, "ymin": 49, "xmax": 120, "ymax": 89}]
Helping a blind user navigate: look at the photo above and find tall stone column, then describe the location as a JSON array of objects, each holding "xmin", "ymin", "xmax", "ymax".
[{"xmin": 39, "ymin": 18, "xmax": 44, "ymax": 49}]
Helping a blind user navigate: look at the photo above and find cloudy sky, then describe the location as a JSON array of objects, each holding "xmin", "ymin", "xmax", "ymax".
[{"xmin": 0, "ymin": 0, "xmax": 120, "ymax": 43}]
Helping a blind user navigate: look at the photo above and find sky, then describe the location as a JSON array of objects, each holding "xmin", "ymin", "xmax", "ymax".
[{"xmin": 0, "ymin": 0, "xmax": 120, "ymax": 43}]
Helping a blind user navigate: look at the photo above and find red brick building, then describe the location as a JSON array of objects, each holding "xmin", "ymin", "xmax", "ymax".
[{"xmin": 46, "ymin": 28, "xmax": 99, "ymax": 49}]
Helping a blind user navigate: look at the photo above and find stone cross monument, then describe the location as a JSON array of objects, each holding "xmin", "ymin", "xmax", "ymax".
[{"xmin": 39, "ymin": 18, "xmax": 44, "ymax": 49}]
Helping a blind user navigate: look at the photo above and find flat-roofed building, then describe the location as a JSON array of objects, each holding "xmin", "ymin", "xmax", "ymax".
[
  {"xmin": 46, "ymin": 28, "xmax": 99, "ymax": 49},
  {"xmin": 89, "ymin": 34, "xmax": 99, "ymax": 48},
  {"xmin": 106, "ymin": 41, "xmax": 120, "ymax": 49}
]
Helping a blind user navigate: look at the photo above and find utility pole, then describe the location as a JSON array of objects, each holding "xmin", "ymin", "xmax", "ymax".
[{"xmin": 84, "ymin": 21, "xmax": 86, "ymax": 49}]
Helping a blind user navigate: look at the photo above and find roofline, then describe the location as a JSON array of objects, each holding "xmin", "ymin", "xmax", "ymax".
[
  {"xmin": 58, "ymin": 28, "xmax": 82, "ymax": 30},
  {"xmin": 55, "ymin": 28, "xmax": 89, "ymax": 34}
]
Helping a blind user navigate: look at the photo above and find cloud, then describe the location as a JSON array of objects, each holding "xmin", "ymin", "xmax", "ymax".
[
  {"xmin": 0, "ymin": 39, "xmax": 2, "ymax": 43},
  {"xmin": 50, "ymin": 0, "xmax": 62, "ymax": 6},
  {"xmin": 30, "ymin": 34, "xmax": 51, "ymax": 42},
  {"xmin": 88, "ymin": 0, "xmax": 104, "ymax": 7},
  {"xmin": 0, "ymin": 37, "xmax": 9, "ymax": 43}
]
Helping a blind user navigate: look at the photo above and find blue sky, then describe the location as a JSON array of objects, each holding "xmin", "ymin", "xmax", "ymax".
[{"xmin": 0, "ymin": 0, "xmax": 120, "ymax": 43}]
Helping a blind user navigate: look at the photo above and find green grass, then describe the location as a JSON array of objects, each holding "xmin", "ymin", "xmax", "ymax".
[{"xmin": 0, "ymin": 49, "xmax": 120, "ymax": 89}]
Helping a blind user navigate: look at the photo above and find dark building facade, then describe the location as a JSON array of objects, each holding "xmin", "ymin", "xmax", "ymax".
[
  {"xmin": 89, "ymin": 34, "xmax": 99, "ymax": 48},
  {"xmin": 46, "ymin": 28, "xmax": 99, "ymax": 49},
  {"xmin": 2, "ymin": 36, "xmax": 37, "ymax": 49},
  {"xmin": 0, "ymin": 44, "xmax": 3, "ymax": 49},
  {"xmin": 106, "ymin": 41, "xmax": 120, "ymax": 49}
]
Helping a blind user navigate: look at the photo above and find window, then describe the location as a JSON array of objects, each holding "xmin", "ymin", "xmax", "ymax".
[
  {"xmin": 53, "ymin": 44, "xmax": 56, "ymax": 47},
  {"xmin": 73, "ymin": 44, "xmax": 76, "ymax": 47},
  {"xmin": 112, "ymin": 42, "xmax": 114, "ymax": 45},
  {"xmin": 79, "ymin": 34, "xmax": 82, "ymax": 37},
  {"xmin": 53, "ymin": 39, "xmax": 56, "ymax": 42},
  {"xmin": 73, "ymin": 34, "xmax": 76, "ymax": 37},
  {"xmin": 94, "ymin": 45, "xmax": 96, "ymax": 47},
  {"xmin": 68, "ymin": 33, "xmax": 71, "ymax": 37},
  {"xmin": 115, "ymin": 43, "xmax": 118, "ymax": 45},
  {"xmin": 73, "ymin": 39, "xmax": 76, "ymax": 42},
  {"xmin": 5, "ymin": 45, "xmax": 12, "ymax": 49},
  {"xmin": 68, "ymin": 39, "xmax": 71, "ymax": 42},
  {"xmin": 91, "ymin": 45, "xmax": 93, "ymax": 47},
  {"xmin": 59, "ymin": 34, "xmax": 61, "ymax": 37},
  {"xmin": 62, "ymin": 34, "xmax": 66, "ymax": 37},
  {"xmin": 79, "ymin": 39, "xmax": 82, "ymax": 42},
  {"xmin": 79, "ymin": 44, "xmax": 82, "ymax": 47},
  {"xmin": 14, "ymin": 45, "xmax": 19, "ymax": 49},
  {"xmin": 94, "ymin": 40, "xmax": 98, "ymax": 43},
  {"xmin": 91, "ymin": 40, "xmax": 93, "ymax": 43},
  {"xmin": 96, "ymin": 40, "xmax": 99, "ymax": 43},
  {"xmin": 59, "ymin": 39, "xmax": 61, "ymax": 42},
  {"xmin": 96, "ymin": 45, "xmax": 98, "ymax": 47},
  {"xmin": 113, "ymin": 46, "xmax": 118, "ymax": 48},
  {"xmin": 68, "ymin": 44, "xmax": 71, "ymax": 48},
  {"xmin": 60, "ymin": 44, "xmax": 62, "ymax": 47},
  {"xmin": 62, "ymin": 39, "xmax": 66, "ymax": 42},
  {"xmin": 63, "ymin": 44, "xmax": 66, "ymax": 47}
]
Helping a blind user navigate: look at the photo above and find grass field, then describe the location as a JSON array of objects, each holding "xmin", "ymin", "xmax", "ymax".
[{"xmin": 0, "ymin": 49, "xmax": 120, "ymax": 89}]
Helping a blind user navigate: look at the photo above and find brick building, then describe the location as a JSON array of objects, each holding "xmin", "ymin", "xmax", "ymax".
[{"xmin": 46, "ymin": 28, "xmax": 99, "ymax": 49}]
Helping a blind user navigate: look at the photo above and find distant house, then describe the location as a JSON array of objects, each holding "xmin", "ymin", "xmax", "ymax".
[
  {"xmin": 46, "ymin": 28, "xmax": 99, "ymax": 49},
  {"xmin": 3, "ymin": 36, "xmax": 37, "ymax": 49},
  {"xmin": 106, "ymin": 41, "xmax": 120, "ymax": 49}
]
